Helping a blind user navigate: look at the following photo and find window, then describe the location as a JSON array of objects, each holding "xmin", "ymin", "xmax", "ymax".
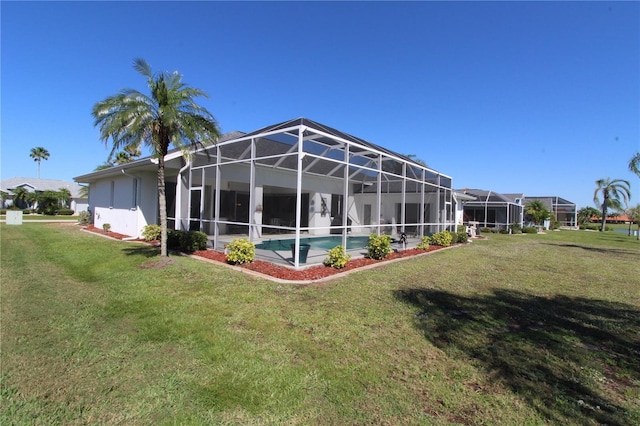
[
  {"xmin": 132, "ymin": 178, "xmax": 138, "ymax": 209},
  {"xmin": 109, "ymin": 181, "xmax": 115, "ymax": 208}
]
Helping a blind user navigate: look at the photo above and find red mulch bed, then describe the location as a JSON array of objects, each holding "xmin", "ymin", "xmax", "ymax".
[
  {"xmin": 83, "ymin": 225, "xmax": 139, "ymax": 241},
  {"xmin": 194, "ymin": 245, "xmax": 447, "ymax": 281},
  {"xmin": 82, "ymin": 225, "xmax": 449, "ymax": 281}
]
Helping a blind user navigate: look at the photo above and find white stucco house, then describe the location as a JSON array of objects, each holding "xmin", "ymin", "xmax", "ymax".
[
  {"xmin": 75, "ymin": 118, "xmax": 455, "ymax": 266},
  {"xmin": 0, "ymin": 177, "xmax": 88, "ymax": 213}
]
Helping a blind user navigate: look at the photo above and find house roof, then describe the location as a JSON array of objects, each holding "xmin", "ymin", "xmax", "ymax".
[
  {"xmin": 525, "ymin": 196, "xmax": 576, "ymax": 206},
  {"xmin": 456, "ymin": 189, "xmax": 521, "ymax": 204},
  {"xmin": 76, "ymin": 118, "xmax": 452, "ymax": 187},
  {"xmin": 0, "ymin": 177, "xmax": 86, "ymax": 198}
]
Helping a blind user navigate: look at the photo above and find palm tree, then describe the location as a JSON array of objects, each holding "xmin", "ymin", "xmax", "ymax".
[
  {"xmin": 30, "ymin": 147, "xmax": 50, "ymax": 178},
  {"xmin": 525, "ymin": 200, "xmax": 551, "ymax": 229},
  {"xmin": 113, "ymin": 151, "xmax": 133, "ymax": 165},
  {"xmin": 629, "ymin": 152, "xmax": 640, "ymax": 177},
  {"xmin": 593, "ymin": 178, "xmax": 631, "ymax": 232},
  {"xmin": 92, "ymin": 58, "xmax": 220, "ymax": 257}
]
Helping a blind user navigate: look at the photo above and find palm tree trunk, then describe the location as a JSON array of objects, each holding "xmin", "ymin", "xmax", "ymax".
[
  {"xmin": 600, "ymin": 192, "xmax": 608, "ymax": 232},
  {"xmin": 37, "ymin": 160, "xmax": 41, "ymax": 179},
  {"xmin": 157, "ymin": 156, "xmax": 168, "ymax": 257}
]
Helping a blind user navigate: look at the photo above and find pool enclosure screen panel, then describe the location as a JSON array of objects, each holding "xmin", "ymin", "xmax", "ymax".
[{"xmin": 177, "ymin": 118, "xmax": 454, "ymax": 259}]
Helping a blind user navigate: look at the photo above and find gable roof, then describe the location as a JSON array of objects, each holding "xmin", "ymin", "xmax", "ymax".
[{"xmin": 1, "ymin": 177, "xmax": 86, "ymax": 198}]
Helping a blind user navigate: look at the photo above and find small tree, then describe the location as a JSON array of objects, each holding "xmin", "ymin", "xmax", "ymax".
[
  {"xmin": 626, "ymin": 204, "xmax": 640, "ymax": 241},
  {"xmin": 525, "ymin": 200, "xmax": 551, "ymax": 229},
  {"xmin": 577, "ymin": 206, "xmax": 601, "ymax": 226},
  {"xmin": 58, "ymin": 188, "xmax": 71, "ymax": 208}
]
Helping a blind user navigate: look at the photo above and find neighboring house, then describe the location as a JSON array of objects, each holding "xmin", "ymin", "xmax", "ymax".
[
  {"xmin": 523, "ymin": 196, "xmax": 577, "ymax": 228},
  {"xmin": 457, "ymin": 189, "xmax": 524, "ymax": 229},
  {"xmin": 453, "ymin": 191, "xmax": 476, "ymax": 227},
  {"xmin": 0, "ymin": 177, "xmax": 88, "ymax": 213},
  {"xmin": 75, "ymin": 118, "xmax": 455, "ymax": 265}
]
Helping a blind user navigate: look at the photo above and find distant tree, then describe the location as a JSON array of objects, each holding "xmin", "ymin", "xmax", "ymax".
[
  {"xmin": 30, "ymin": 147, "xmax": 50, "ymax": 178},
  {"xmin": 58, "ymin": 188, "xmax": 71, "ymax": 208},
  {"xmin": 35, "ymin": 190, "xmax": 61, "ymax": 215},
  {"xmin": 626, "ymin": 204, "xmax": 640, "ymax": 240},
  {"xmin": 525, "ymin": 200, "xmax": 551, "ymax": 227},
  {"xmin": 577, "ymin": 206, "xmax": 601, "ymax": 226},
  {"xmin": 593, "ymin": 178, "xmax": 631, "ymax": 232},
  {"xmin": 405, "ymin": 154, "xmax": 428, "ymax": 167},
  {"xmin": 629, "ymin": 152, "xmax": 640, "ymax": 177},
  {"xmin": 113, "ymin": 151, "xmax": 133, "ymax": 165},
  {"xmin": 79, "ymin": 185, "xmax": 89, "ymax": 199},
  {"xmin": 92, "ymin": 58, "xmax": 220, "ymax": 257},
  {"xmin": 11, "ymin": 187, "xmax": 30, "ymax": 209}
]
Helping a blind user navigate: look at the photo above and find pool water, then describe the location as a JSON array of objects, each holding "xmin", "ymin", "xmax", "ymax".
[{"xmin": 255, "ymin": 235, "xmax": 371, "ymax": 251}]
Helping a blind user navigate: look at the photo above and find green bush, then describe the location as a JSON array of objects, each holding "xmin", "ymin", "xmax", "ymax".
[
  {"xmin": 226, "ymin": 238, "xmax": 255, "ymax": 264},
  {"xmin": 448, "ymin": 231, "xmax": 458, "ymax": 244},
  {"xmin": 550, "ymin": 219, "xmax": 561, "ymax": 230},
  {"xmin": 456, "ymin": 230, "xmax": 468, "ymax": 243},
  {"xmin": 78, "ymin": 211, "xmax": 91, "ymax": 225},
  {"xmin": 523, "ymin": 226, "xmax": 538, "ymax": 234},
  {"xmin": 367, "ymin": 233, "xmax": 393, "ymax": 260},
  {"xmin": 142, "ymin": 224, "xmax": 162, "ymax": 241},
  {"xmin": 166, "ymin": 230, "xmax": 183, "ymax": 250},
  {"xmin": 57, "ymin": 208, "xmax": 74, "ymax": 215},
  {"xmin": 102, "ymin": 223, "xmax": 111, "ymax": 232},
  {"xmin": 417, "ymin": 236, "xmax": 430, "ymax": 250},
  {"xmin": 324, "ymin": 245, "xmax": 351, "ymax": 269},
  {"xmin": 481, "ymin": 227, "xmax": 491, "ymax": 233},
  {"xmin": 179, "ymin": 231, "xmax": 208, "ymax": 253},
  {"xmin": 510, "ymin": 224, "xmax": 522, "ymax": 234},
  {"xmin": 429, "ymin": 230, "xmax": 453, "ymax": 247}
]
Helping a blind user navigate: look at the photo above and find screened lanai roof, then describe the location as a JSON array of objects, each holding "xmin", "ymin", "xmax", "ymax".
[
  {"xmin": 458, "ymin": 189, "xmax": 521, "ymax": 204},
  {"xmin": 191, "ymin": 117, "xmax": 451, "ymax": 188}
]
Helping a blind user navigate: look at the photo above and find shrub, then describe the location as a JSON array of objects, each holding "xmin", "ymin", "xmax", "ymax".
[
  {"xmin": 481, "ymin": 227, "xmax": 491, "ymax": 233},
  {"xmin": 57, "ymin": 208, "xmax": 74, "ymax": 215},
  {"xmin": 226, "ymin": 238, "xmax": 255, "ymax": 264},
  {"xmin": 417, "ymin": 236, "xmax": 430, "ymax": 250},
  {"xmin": 456, "ymin": 230, "xmax": 468, "ymax": 243},
  {"xmin": 142, "ymin": 224, "xmax": 162, "ymax": 241},
  {"xmin": 367, "ymin": 233, "xmax": 393, "ymax": 260},
  {"xmin": 78, "ymin": 211, "xmax": 91, "ymax": 225},
  {"xmin": 523, "ymin": 226, "xmax": 538, "ymax": 234},
  {"xmin": 166, "ymin": 230, "xmax": 183, "ymax": 250},
  {"xmin": 448, "ymin": 231, "xmax": 458, "ymax": 244},
  {"xmin": 510, "ymin": 223, "xmax": 523, "ymax": 234},
  {"xmin": 0, "ymin": 209, "xmax": 6, "ymax": 215},
  {"xmin": 499, "ymin": 228, "xmax": 509, "ymax": 234},
  {"xmin": 178, "ymin": 231, "xmax": 208, "ymax": 253},
  {"xmin": 324, "ymin": 245, "xmax": 351, "ymax": 269},
  {"xmin": 102, "ymin": 223, "xmax": 111, "ymax": 232},
  {"xmin": 429, "ymin": 230, "xmax": 453, "ymax": 247}
]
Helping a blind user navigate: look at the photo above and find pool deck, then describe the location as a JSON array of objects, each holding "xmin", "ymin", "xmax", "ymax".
[{"xmin": 213, "ymin": 232, "xmax": 423, "ymax": 268}]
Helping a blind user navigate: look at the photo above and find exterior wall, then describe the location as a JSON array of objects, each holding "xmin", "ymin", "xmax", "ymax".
[
  {"xmin": 70, "ymin": 198, "xmax": 89, "ymax": 214},
  {"xmin": 89, "ymin": 172, "xmax": 157, "ymax": 238}
]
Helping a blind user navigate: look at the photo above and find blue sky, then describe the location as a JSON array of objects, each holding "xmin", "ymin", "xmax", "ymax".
[{"xmin": 2, "ymin": 1, "xmax": 638, "ymax": 209}]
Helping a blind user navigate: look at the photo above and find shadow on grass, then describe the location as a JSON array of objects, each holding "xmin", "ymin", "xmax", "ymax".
[
  {"xmin": 542, "ymin": 242, "xmax": 640, "ymax": 257},
  {"xmin": 394, "ymin": 288, "xmax": 640, "ymax": 425},
  {"xmin": 121, "ymin": 246, "xmax": 160, "ymax": 258}
]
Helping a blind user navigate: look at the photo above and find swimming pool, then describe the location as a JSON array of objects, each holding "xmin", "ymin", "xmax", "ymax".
[{"xmin": 255, "ymin": 235, "xmax": 371, "ymax": 251}]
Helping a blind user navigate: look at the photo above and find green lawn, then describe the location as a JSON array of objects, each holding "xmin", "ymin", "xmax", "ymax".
[
  {"xmin": 0, "ymin": 214, "xmax": 78, "ymax": 221},
  {"xmin": 1, "ymin": 223, "xmax": 638, "ymax": 425}
]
